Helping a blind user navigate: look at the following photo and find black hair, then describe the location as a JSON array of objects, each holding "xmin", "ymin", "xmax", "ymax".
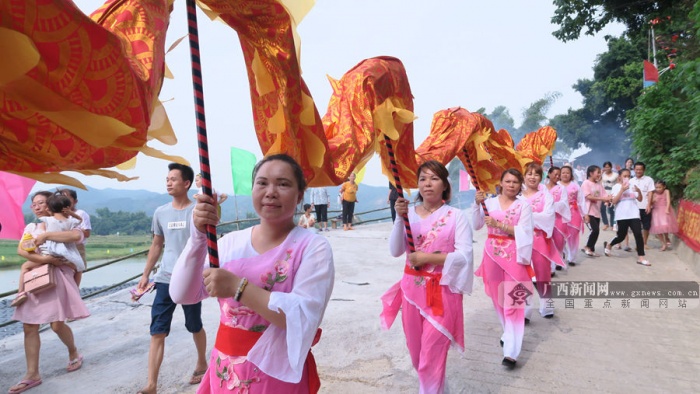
[
  {"xmin": 586, "ymin": 165, "xmax": 600, "ymax": 178},
  {"xmin": 47, "ymin": 193, "xmax": 72, "ymax": 214},
  {"xmin": 548, "ymin": 166, "xmax": 561, "ymax": 175},
  {"xmin": 168, "ymin": 163, "xmax": 195, "ymax": 189},
  {"xmin": 634, "ymin": 161, "xmax": 646, "ymax": 170},
  {"xmin": 252, "ymin": 154, "xmax": 307, "ymax": 192},
  {"xmin": 655, "ymin": 179, "xmax": 667, "ymax": 188},
  {"xmin": 416, "ymin": 160, "xmax": 451, "ymax": 202},
  {"xmin": 618, "ymin": 168, "xmax": 631, "ymax": 177},
  {"xmin": 303, "ymin": 203, "xmax": 312, "ymax": 211},
  {"xmin": 625, "ymin": 157, "xmax": 635, "ymax": 168},
  {"xmin": 60, "ymin": 189, "xmax": 78, "ymax": 201},
  {"xmin": 603, "ymin": 161, "xmax": 612, "ymax": 168},
  {"xmin": 32, "ymin": 191, "xmax": 52, "ymax": 201},
  {"xmin": 500, "ymin": 168, "xmax": 524, "ymax": 186}
]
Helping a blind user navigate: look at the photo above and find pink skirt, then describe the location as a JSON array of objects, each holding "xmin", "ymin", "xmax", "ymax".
[
  {"xmin": 650, "ymin": 208, "xmax": 679, "ymax": 235},
  {"xmin": 12, "ymin": 264, "xmax": 90, "ymax": 324}
]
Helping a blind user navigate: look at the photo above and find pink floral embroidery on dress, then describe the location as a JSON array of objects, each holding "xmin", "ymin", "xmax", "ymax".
[
  {"xmin": 260, "ymin": 248, "xmax": 292, "ymax": 291},
  {"xmin": 215, "ymin": 355, "xmax": 261, "ymax": 392},
  {"xmin": 222, "ymin": 304, "xmax": 255, "ymax": 329},
  {"xmin": 490, "ymin": 202, "xmax": 519, "ymax": 260},
  {"xmin": 412, "ymin": 210, "xmax": 452, "ymax": 285}
]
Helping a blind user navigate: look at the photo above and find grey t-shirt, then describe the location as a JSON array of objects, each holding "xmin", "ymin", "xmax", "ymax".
[{"xmin": 152, "ymin": 202, "xmax": 195, "ymax": 284}]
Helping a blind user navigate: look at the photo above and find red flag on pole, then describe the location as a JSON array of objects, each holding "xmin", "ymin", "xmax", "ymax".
[{"xmin": 643, "ymin": 60, "xmax": 659, "ymax": 87}]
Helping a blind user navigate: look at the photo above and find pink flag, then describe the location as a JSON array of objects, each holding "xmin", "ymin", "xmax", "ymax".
[
  {"xmin": 0, "ymin": 172, "xmax": 36, "ymax": 240},
  {"xmin": 459, "ymin": 170, "xmax": 471, "ymax": 191}
]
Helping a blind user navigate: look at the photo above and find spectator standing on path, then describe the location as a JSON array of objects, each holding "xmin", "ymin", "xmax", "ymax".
[
  {"xmin": 387, "ymin": 183, "xmax": 399, "ymax": 222},
  {"xmin": 309, "ymin": 187, "xmax": 330, "ymax": 231},
  {"xmin": 600, "ymin": 162, "xmax": 618, "ymax": 232},
  {"xmin": 473, "ymin": 168, "xmax": 533, "ymax": 369},
  {"xmin": 60, "ymin": 189, "xmax": 91, "ymax": 287},
  {"xmin": 624, "ymin": 157, "xmax": 635, "ymax": 171},
  {"xmin": 603, "ymin": 169, "xmax": 649, "ymax": 266},
  {"xmin": 380, "ymin": 160, "xmax": 474, "ymax": 393},
  {"xmin": 8, "ymin": 191, "xmax": 89, "ymax": 394},
  {"xmin": 340, "ymin": 173, "xmax": 359, "ymax": 231},
  {"xmin": 648, "ymin": 180, "xmax": 679, "ymax": 251},
  {"xmin": 628, "ymin": 162, "xmax": 655, "ymax": 248},
  {"xmin": 136, "ymin": 163, "xmax": 207, "ymax": 394},
  {"xmin": 581, "ymin": 165, "xmax": 610, "ymax": 258},
  {"xmin": 559, "ymin": 166, "xmax": 584, "ymax": 266},
  {"xmin": 171, "ymin": 154, "xmax": 334, "ymax": 393}
]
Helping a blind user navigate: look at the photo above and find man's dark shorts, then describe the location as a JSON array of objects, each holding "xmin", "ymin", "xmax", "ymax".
[
  {"xmin": 150, "ymin": 282, "xmax": 203, "ymax": 336},
  {"xmin": 639, "ymin": 209, "xmax": 652, "ymax": 231}
]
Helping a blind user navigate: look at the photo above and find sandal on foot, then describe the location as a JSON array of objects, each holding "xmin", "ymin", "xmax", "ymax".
[
  {"xmin": 603, "ymin": 242, "xmax": 611, "ymax": 256},
  {"xmin": 10, "ymin": 292, "xmax": 28, "ymax": 308},
  {"xmin": 189, "ymin": 369, "xmax": 207, "ymax": 385},
  {"xmin": 8, "ymin": 379, "xmax": 42, "ymax": 394},
  {"xmin": 67, "ymin": 355, "xmax": 83, "ymax": 372},
  {"xmin": 637, "ymin": 260, "xmax": 651, "ymax": 266},
  {"xmin": 623, "ymin": 246, "xmax": 632, "ymax": 252},
  {"xmin": 582, "ymin": 248, "xmax": 596, "ymax": 257}
]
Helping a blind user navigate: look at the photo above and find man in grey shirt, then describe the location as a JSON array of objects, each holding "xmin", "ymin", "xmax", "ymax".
[{"xmin": 136, "ymin": 163, "xmax": 207, "ymax": 393}]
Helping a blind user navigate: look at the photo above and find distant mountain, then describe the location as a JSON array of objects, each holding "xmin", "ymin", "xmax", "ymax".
[{"xmin": 24, "ymin": 184, "xmax": 474, "ymax": 224}]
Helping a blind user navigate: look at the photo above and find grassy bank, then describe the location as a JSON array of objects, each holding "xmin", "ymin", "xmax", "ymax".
[{"xmin": 0, "ymin": 234, "xmax": 151, "ymax": 268}]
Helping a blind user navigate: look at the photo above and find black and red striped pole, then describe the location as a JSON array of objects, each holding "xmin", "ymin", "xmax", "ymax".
[
  {"xmin": 384, "ymin": 135, "xmax": 416, "ymax": 256},
  {"xmin": 461, "ymin": 148, "xmax": 490, "ymax": 217},
  {"xmin": 186, "ymin": 0, "xmax": 219, "ymax": 268}
]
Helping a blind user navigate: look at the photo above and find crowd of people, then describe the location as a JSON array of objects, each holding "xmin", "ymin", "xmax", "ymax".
[{"xmin": 6, "ymin": 155, "xmax": 681, "ymax": 394}]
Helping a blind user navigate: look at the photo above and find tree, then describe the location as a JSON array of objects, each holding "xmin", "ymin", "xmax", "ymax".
[
  {"xmin": 551, "ymin": 0, "xmax": 680, "ymax": 42},
  {"xmin": 486, "ymin": 106, "xmax": 515, "ymax": 132},
  {"xmin": 515, "ymin": 92, "xmax": 562, "ymax": 144},
  {"xmin": 92, "ymin": 208, "xmax": 152, "ymax": 235},
  {"xmin": 627, "ymin": 2, "xmax": 700, "ymax": 201},
  {"xmin": 549, "ymin": 36, "xmax": 644, "ymax": 163}
]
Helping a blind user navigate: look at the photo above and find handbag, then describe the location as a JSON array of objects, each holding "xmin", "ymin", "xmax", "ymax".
[{"xmin": 24, "ymin": 264, "xmax": 56, "ymax": 293}]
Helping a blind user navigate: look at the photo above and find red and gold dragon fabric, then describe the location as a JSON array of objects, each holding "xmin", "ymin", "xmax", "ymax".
[{"xmin": 1, "ymin": 0, "xmax": 555, "ymax": 192}]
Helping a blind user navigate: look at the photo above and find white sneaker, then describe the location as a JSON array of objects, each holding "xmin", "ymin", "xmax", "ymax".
[{"xmin": 637, "ymin": 260, "xmax": 651, "ymax": 266}]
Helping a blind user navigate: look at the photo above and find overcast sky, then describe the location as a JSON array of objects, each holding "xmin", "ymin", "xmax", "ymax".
[{"xmin": 34, "ymin": 0, "xmax": 622, "ymax": 194}]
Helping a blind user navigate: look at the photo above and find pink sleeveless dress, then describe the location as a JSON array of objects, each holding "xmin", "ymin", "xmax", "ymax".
[{"xmin": 649, "ymin": 191, "xmax": 679, "ymax": 234}]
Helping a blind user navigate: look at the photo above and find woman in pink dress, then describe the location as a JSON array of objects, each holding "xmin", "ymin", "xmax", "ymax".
[
  {"xmin": 380, "ymin": 161, "xmax": 473, "ymax": 393},
  {"xmin": 170, "ymin": 154, "xmax": 334, "ymax": 394},
  {"xmin": 9, "ymin": 191, "xmax": 89, "ymax": 394},
  {"xmin": 559, "ymin": 166, "xmax": 584, "ymax": 266},
  {"xmin": 473, "ymin": 168, "xmax": 534, "ymax": 369},
  {"xmin": 581, "ymin": 165, "xmax": 611, "ymax": 257},
  {"xmin": 545, "ymin": 166, "xmax": 570, "ymax": 274},
  {"xmin": 647, "ymin": 180, "xmax": 679, "ymax": 251},
  {"xmin": 522, "ymin": 163, "xmax": 564, "ymax": 319}
]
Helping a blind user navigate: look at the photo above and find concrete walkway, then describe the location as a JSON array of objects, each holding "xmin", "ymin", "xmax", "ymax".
[{"xmin": 1, "ymin": 221, "xmax": 699, "ymax": 393}]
